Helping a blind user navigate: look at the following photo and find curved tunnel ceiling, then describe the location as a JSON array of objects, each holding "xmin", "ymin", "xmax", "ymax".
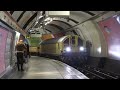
[
  {"xmin": 47, "ymin": 23, "xmax": 65, "ymax": 32},
  {"xmin": 47, "ymin": 20, "xmax": 78, "ymax": 35},
  {"xmin": 7, "ymin": 11, "xmax": 120, "ymax": 59},
  {"xmin": 7, "ymin": 11, "xmax": 105, "ymax": 35}
]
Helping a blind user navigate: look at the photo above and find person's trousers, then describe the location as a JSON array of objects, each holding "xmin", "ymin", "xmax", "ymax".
[
  {"xmin": 16, "ymin": 52, "xmax": 24, "ymax": 71},
  {"xmin": 17, "ymin": 63, "xmax": 24, "ymax": 71}
]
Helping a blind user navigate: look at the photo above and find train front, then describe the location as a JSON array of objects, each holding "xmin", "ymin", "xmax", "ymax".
[{"xmin": 60, "ymin": 35, "xmax": 87, "ymax": 60}]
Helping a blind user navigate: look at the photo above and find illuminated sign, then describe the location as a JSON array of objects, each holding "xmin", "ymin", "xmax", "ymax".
[{"xmin": 46, "ymin": 11, "xmax": 70, "ymax": 17}]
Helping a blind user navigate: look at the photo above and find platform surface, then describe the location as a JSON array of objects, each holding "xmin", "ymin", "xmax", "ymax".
[{"xmin": 6, "ymin": 56, "xmax": 88, "ymax": 79}]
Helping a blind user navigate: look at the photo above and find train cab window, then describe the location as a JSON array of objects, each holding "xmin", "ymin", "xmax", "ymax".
[
  {"xmin": 78, "ymin": 38, "xmax": 83, "ymax": 46},
  {"xmin": 64, "ymin": 38, "xmax": 69, "ymax": 46},
  {"xmin": 71, "ymin": 36, "xmax": 75, "ymax": 45}
]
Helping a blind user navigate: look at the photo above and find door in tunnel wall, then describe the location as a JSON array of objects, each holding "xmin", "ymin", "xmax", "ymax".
[
  {"xmin": 98, "ymin": 16, "xmax": 120, "ymax": 60},
  {"xmin": 0, "ymin": 27, "xmax": 8, "ymax": 75}
]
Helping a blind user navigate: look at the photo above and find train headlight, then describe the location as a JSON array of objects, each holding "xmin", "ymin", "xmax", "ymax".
[
  {"xmin": 80, "ymin": 47, "xmax": 84, "ymax": 51},
  {"xmin": 66, "ymin": 47, "xmax": 71, "ymax": 52}
]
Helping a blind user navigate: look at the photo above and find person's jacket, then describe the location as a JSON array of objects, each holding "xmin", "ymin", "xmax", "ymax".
[{"xmin": 15, "ymin": 43, "xmax": 27, "ymax": 52}]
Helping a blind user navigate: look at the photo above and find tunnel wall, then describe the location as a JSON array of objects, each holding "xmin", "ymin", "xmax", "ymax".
[
  {"xmin": 68, "ymin": 13, "xmax": 102, "ymax": 57},
  {"xmin": 75, "ymin": 21, "xmax": 101, "ymax": 57},
  {"xmin": 98, "ymin": 16, "xmax": 120, "ymax": 60},
  {"xmin": 52, "ymin": 17, "xmax": 100, "ymax": 57},
  {"xmin": 81, "ymin": 12, "xmax": 120, "ymax": 74},
  {"xmin": 70, "ymin": 11, "xmax": 120, "ymax": 59},
  {"xmin": 44, "ymin": 12, "xmax": 120, "ymax": 60}
]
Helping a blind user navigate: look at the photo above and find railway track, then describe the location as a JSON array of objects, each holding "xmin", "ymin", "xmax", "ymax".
[
  {"xmin": 82, "ymin": 65, "xmax": 120, "ymax": 79},
  {"xmin": 62, "ymin": 60, "xmax": 120, "ymax": 79},
  {"xmin": 74, "ymin": 65, "xmax": 120, "ymax": 79},
  {"xmin": 77, "ymin": 67, "xmax": 105, "ymax": 79}
]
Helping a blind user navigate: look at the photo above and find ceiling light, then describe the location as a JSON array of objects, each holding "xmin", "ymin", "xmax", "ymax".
[
  {"xmin": 36, "ymin": 21, "xmax": 38, "ymax": 24},
  {"xmin": 39, "ymin": 16, "xmax": 43, "ymax": 19}
]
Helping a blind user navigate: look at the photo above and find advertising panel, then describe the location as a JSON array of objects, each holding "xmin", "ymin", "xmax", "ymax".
[
  {"xmin": 5, "ymin": 32, "xmax": 13, "ymax": 68},
  {"xmin": 0, "ymin": 28, "xmax": 8, "ymax": 74},
  {"xmin": 98, "ymin": 16, "xmax": 120, "ymax": 60}
]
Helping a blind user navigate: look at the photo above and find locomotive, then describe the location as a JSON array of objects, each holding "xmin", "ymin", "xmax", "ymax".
[{"xmin": 39, "ymin": 35, "xmax": 89, "ymax": 61}]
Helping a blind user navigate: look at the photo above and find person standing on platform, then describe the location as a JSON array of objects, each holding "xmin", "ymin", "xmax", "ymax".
[
  {"xmin": 15, "ymin": 40, "xmax": 27, "ymax": 71},
  {"xmin": 25, "ymin": 43, "xmax": 30, "ymax": 62}
]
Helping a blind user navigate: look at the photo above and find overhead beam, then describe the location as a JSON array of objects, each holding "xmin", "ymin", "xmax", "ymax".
[
  {"xmin": 45, "ymin": 28, "xmax": 52, "ymax": 33},
  {"xmin": 17, "ymin": 11, "xmax": 26, "ymax": 22},
  {"xmin": 72, "ymin": 30, "xmax": 78, "ymax": 35},
  {"xmin": 81, "ymin": 11, "xmax": 95, "ymax": 16},
  {"xmin": 23, "ymin": 12, "xmax": 37, "ymax": 29},
  {"xmin": 27, "ymin": 21, "xmax": 36, "ymax": 30},
  {"xmin": 68, "ymin": 17, "xmax": 79, "ymax": 24}
]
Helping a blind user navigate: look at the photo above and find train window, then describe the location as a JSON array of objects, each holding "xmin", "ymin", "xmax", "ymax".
[
  {"xmin": 78, "ymin": 38, "xmax": 83, "ymax": 46},
  {"xmin": 72, "ymin": 36, "xmax": 75, "ymax": 45},
  {"xmin": 64, "ymin": 38, "xmax": 69, "ymax": 45}
]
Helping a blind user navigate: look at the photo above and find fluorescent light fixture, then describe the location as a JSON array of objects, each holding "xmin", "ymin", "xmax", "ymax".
[
  {"xmin": 44, "ymin": 17, "xmax": 51, "ymax": 21},
  {"xmin": 39, "ymin": 16, "xmax": 43, "ymax": 19},
  {"xmin": 36, "ymin": 21, "xmax": 38, "ymax": 24},
  {"xmin": 44, "ymin": 19, "xmax": 53, "ymax": 25},
  {"xmin": 30, "ymin": 30, "xmax": 33, "ymax": 32}
]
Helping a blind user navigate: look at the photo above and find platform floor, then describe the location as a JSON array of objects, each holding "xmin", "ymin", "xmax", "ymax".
[{"xmin": 6, "ymin": 56, "xmax": 88, "ymax": 79}]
